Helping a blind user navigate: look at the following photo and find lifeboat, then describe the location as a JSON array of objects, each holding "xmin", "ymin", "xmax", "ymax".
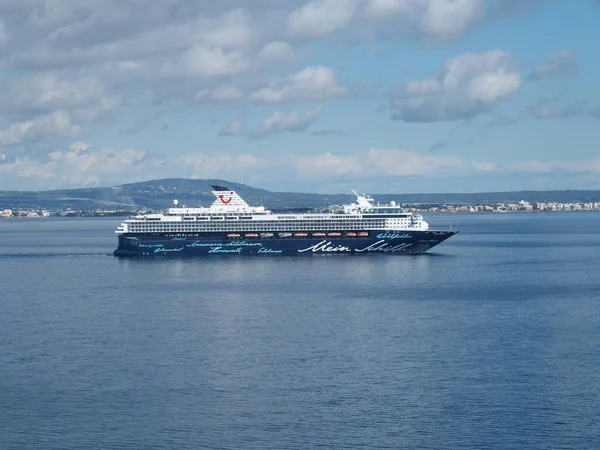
[
  {"xmin": 279, "ymin": 232, "xmax": 292, "ymax": 237},
  {"xmin": 346, "ymin": 232, "xmax": 357, "ymax": 237},
  {"xmin": 313, "ymin": 232, "xmax": 326, "ymax": 237},
  {"xmin": 294, "ymin": 232, "xmax": 308, "ymax": 237},
  {"xmin": 261, "ymin": 233, "xmax": 274, "ymax": 237},
  {"xmin": 328, "ymin": 232, "xmax": 341, "ymax": 237},
  {"xmin": 358, "ymin": 232, "xmax": 369, "ymax": 236},
  {"xmin": 227, "ymin": 233, "xmax": 241, "ymax": 238},
  {"xmin": 245, "ymin": 233, "xmax": 259, "ymax": 238}
]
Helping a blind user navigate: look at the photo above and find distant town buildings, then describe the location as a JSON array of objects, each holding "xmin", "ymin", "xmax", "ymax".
[
  {"xmin": 1, "ymin": 201, "xmax": 599, "ymax": 218},
  {"xmin": 0, "ymin": 208, "xmax": 130, "ymax": 218},
  {"xmin": 404, "ymin": 200, "xmax": 600, "ymax": 213}
]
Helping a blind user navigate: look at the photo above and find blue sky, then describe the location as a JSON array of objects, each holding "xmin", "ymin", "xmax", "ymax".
[{"xmin": 1, "ymin": 0, "xmax": 599, "ymax": 193}]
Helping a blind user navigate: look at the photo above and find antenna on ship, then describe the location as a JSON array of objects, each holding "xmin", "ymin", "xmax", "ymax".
[{"xmin": 173, "ymin": 199, "xmax": 178, "ymax": 207}]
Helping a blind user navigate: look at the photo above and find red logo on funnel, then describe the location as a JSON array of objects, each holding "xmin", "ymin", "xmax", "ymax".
[{"xmin": 218, "ymin": 193, "xmax": 233, "ymax": 204}]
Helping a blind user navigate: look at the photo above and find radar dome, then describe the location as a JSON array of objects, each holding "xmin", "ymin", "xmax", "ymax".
[
  {"xmin": 390, "ymin": 200, "xmax": 396, "ymax": 207},
  {"xmin": 173, "ymin": 199, "xmax": 179, "ymax": 206}
]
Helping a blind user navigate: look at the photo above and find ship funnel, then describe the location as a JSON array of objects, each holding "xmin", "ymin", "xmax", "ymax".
[{"xmin": 210, "ymin": 187, "xmax": 249, "ymax": 209}]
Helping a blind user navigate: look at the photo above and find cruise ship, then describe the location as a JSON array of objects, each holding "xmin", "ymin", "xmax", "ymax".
[{"xmin": 113, "ymin": 185, "xmax": 457, "ymax": 256}]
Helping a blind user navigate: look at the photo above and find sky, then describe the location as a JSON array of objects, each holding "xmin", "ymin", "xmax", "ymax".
[{"xmin": 0, "ymin": 0, "xmax": 599, "ymax": 194}]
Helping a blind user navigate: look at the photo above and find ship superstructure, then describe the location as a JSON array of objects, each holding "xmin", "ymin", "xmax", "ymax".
[{"xmin": 113, "ymin": 185, "xmax": 457, "ymax": 256}]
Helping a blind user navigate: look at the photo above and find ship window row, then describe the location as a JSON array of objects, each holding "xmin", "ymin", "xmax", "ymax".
[
  {"xmin": 135, "ymin": 221, "xmax": 412, "ymax": 227},
  {"xmin": 127, "ymin": 227, "xmax": 416, "ymax": 233},
  {"xmin": 142, "ymin": 213, "xmax": 410, "ymax": 222},
  {"xmin": 129, "ymin": 218, "xmax": 408, "ymax": 226},
  {"xmin": 366, "ymin": 209, "xmax": 407, "ymax": 214},
  {"xmin": 129, "ymin": 224, "xmax": 386, "ymax": 231},
  {"xmin": 130, "ymin": 220, "xmax": 388, "ymax": 227},
  {"xmin": 126, "ymin": 219, "xmax": 415, "ymax": 232},
  {"xmin": 362, "ymin": 214, "xmax": 411, "ymax": 218},
  {"xmin": 128, "ymin": 224, "xmax": 412, "ymax": 231},
  {"xmin": 130, "ymin": 218, "xmax": 410, "ymax": 226}
]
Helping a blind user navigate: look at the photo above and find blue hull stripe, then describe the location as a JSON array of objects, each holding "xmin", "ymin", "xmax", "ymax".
[{"xmin": 114, "ymin": 231, "xmax": 458, "ymax": 256}]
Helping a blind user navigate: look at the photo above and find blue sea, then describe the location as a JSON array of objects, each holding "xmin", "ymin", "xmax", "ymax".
[{"xmin": 1, "ymin": 213, "xmax": 599, "ymax": 449}]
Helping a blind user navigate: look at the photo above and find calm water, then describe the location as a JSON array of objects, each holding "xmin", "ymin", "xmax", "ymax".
[{"xmin": 1, "ymin": 213, "xmax": 599, "ymax": 449}]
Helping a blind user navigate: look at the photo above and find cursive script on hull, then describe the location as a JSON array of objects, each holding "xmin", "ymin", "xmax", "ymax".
[
  {"xmin": 298, "ymin": 240, "xmax": 352, "ymax": 253},
  {"xmin": 186, "ymin": 240, "xmax": 262, "ymax": 248},
  {"xmin": 355, "ymin": 240, "xmax": 413, "ymax": 253},
  {"xmin": 298, "ymin": 239, "xmax": 414, "ymax": 254},
  {"xmin": 153, "ymin": 247, "xmax": 184, "ymax": 253},
  {"xmin": 375, "ymin": 233, "xmax": 412, "ymax": 239},
  {"xmin": 258, "ymin": 248, "xmax": 283, "ymax": 254},
  {"xmin": 208, "ymin": 247, "xmax": 242, "ymax": 254}
]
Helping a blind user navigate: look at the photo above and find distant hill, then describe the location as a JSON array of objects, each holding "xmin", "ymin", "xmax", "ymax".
[{"xmin": 1, "ymin": 178, "xmax": 600, "ymax": 210}]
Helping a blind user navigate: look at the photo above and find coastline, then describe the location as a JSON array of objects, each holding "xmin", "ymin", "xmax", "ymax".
[{"xmin": 2, "ymin": 208, "xmax": 600, "ymax": 219}]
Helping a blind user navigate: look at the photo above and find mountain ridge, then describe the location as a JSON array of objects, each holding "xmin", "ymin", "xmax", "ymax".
[{"xmin": 1, "ymin": 178, "xmax": 600, "ymax": 210}]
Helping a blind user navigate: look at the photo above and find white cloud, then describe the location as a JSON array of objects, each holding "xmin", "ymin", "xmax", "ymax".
[
  {"xmin": 48, "ymin": 143, "xmax": 147, "ymax": 185},
  {"xmin": 287, "ymin": 0, "xmax": 358, "ymax": 37},
  {"xmin": 363, "ymin": 0, "xmax": 554, "ymax": 40},
  {"xmin": 3, "ymin": 3, "xmax": 259, "ymax": 69},
  {"xmin": 488, "ymin": 0, "xmax": 554, "ymax": 18},
  {"xmin": 196, "ymin": 85, "xmax": 245, "ymax": 102},
  {"xmin": 1, "ymin": 0, "xmax": 550, "ymax": 75},
  {"xmin": 258, "ymin": 41, "xmax": 294, "ymax": 62},
  {"xmin": 0, "ymin": 1, "xmax": 589, "ymax": 194},
  {"xmin": 2, "ymin": 72, "xmax": 108, "ymax": 113},
  {"xmin": 178, "ymin": 152, "xmax": 265, "ymax": 180},
  {"xmin": 508, "ymin": 159, "xmax": 600, "ymax": 174},
  {"xmin": 2, "ymin": 143, "xmax": 600, "ymax": 191},
  {"xmin": 0, "ymin": 0, "xmax": 552, "ymax": 136},
  {"xmin": 199, "ymin": 9, "xmax": 254, "ymax": 49},
  {"xmin": 0, "ymin": 142, "xmax": 269, "ymax": 189},
  {"xmin": 367, "ymin": 148, "xmax": 465, "ymax": 175},
  {"xmin": 391, "ymin": 50, "xmax": 521, "ymax": 122},
  {"xmin": 171, "ymin": 46, "xmax": 249, "ymax": 78},
  {"xmin": 219, "ymin": 121, "xmax": 245, "ymax": 137},
  {"xmin": 530, "ymin": 103, "xmax": 583, "ymax": 119},
  {"xmin": 472, "ymin": 161, "xmax": 497, "ymax": 171},
  {"xmin": 292, "ymin": 149, "xmax": 600, "ymax": 187},
  {"xmin": 293, "ymin": 152, "xmax": 361, "ymax": 178},
  {"xmin": 0, "ymin": 21, "xmax": 7, "ymax": 45},
  {"xmin": 197, "ymin": 66, "xmax": 345, "ymax": 104},
  {"xmin": 251, "ymin": 106, "xmax": 322, "ymax": 138},
  {"xmin": 419, "ymin": 0, "xmax": 484, "ymax": 37},
  {"xmin": 0, "ymin": 0, "xmax": 553, "ymax": 79},
  {"xmin": 220, "ymin": 106, "xmax": 322, "ymax": 139},
  {"xmin": 0, "ymin": 143, "xmax": 148, "ymax": 187},
  {"xmin": 251, "ymin": 66, "xmax": 346, "ymax": 103},
  {"xmin": 364, "ymin": 0, "xmax": 416, "ymax": 18},
  {"xmin": 0, "ymin": 111, "xmax": 80, "ymax": 146},
  {"xmin": 364, "ymin": 0, "xmax": 484, "ymax": 38},
  {"xmin": 529, "ymin": 50, "xmax": 577, "ymax": 81}
]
